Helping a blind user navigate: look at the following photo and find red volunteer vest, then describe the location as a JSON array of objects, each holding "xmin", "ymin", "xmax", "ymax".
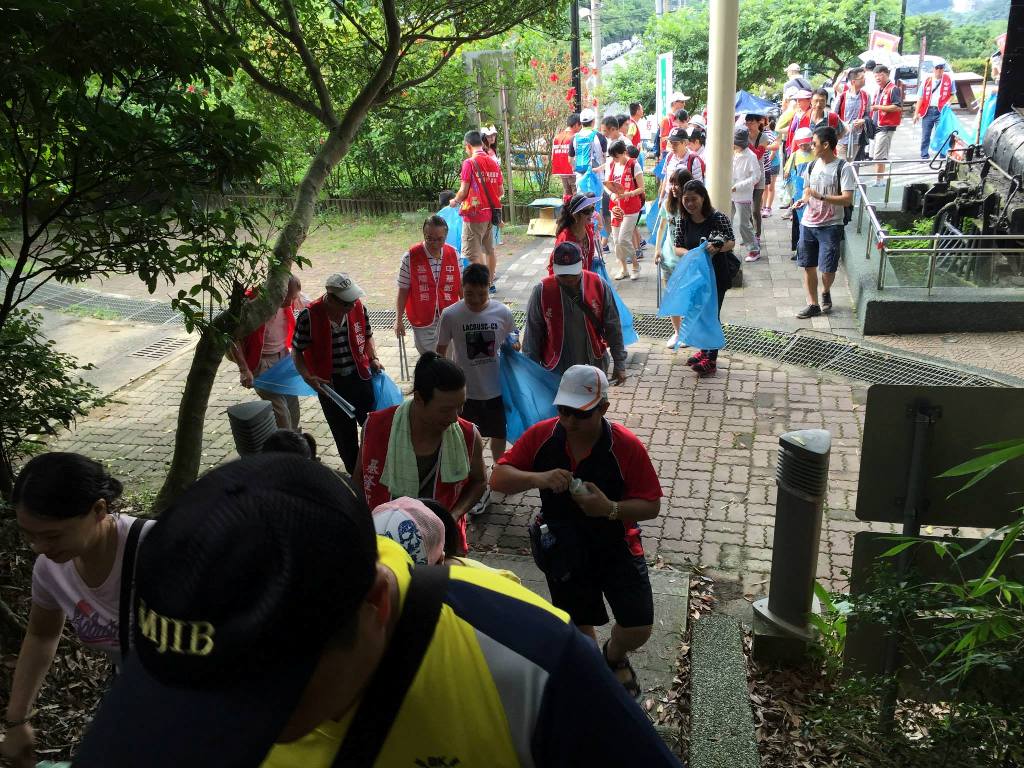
[
  {"xmin": 240, "ymin": 288, "xmax": 297, "ymax": 372},
  {"xmin": 404, "ymin": 243, "xmax": 461, "ymax": 328},
  {"xmin": 551, "ymin": 129, "xmax": 575, "ymax": 175},
  {"xmin": 835, "ymin": 90, "xmax": 868, "ymax": 123},
  {"xmin": 874, "ymin": 82, "xmax": 902, "ymax": 128},
  {"xmin": 360, "ymin": 405, "xmax": 476, "ymax": 551},
  {"xmin": 302, "ymin": 297, "xmax": 371, "ymax": 381},
  {"xmin": 917, "ymin": 74, "xmax": 953, "ymax": 116},
  {"xmin": 627, "ymin": 118, "xmax": 642, "ymax": 147},
  {"xmin": 608, "ymin": 158, "xmax": 643, "ymax": 215},
  {"xmin": 539, "ymin": 272, "xmax": 607, "ymax": 370},
  {"xmin": 548, "ymin": 225, "xmax": 597, "ymax": 275}
]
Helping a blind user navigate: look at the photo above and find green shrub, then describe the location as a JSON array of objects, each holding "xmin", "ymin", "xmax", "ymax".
[{"xmin": 950, "ymin": 57, "xmax": 991, "ymax": 77}]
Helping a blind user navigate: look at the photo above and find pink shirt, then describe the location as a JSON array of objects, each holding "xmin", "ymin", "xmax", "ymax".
[{"xmin": 31, "ymin": 514, "xmax": 153, "ymax": 668}]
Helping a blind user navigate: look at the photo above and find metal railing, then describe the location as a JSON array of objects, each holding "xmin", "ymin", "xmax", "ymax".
[{"xmin": 847, "ymin": 157, "xmax": 1024, "ymax": 293}]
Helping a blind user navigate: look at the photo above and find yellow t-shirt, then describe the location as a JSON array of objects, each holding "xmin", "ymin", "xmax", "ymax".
[{"xmin": 261, "ymin": 538, "xmax": 560, "ymax": 767}]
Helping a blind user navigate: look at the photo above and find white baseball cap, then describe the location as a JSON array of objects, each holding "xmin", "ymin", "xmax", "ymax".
[
  {"xmin": 553, "ymin": 365, "xmax": 608, "ymax": 411},
  {"xmin": 793, "ymin": 127, "xmax": 814, "ymax": 146},
  {"xmin": 670, "ymin": 91, "xmax": 689, "ymax": 103},
  {"xmin": 324, "ymin": 273, "xmax": 365, "ymax": 303},
  {"xmin": 579, "ymin": 108, "xmax": 596, "ymax": 124},
  {"xmin": 482, "ymin": 124, "xmax": 498, "ymax": 136}
]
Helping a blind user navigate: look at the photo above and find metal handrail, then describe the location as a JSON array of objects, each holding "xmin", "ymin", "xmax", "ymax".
[{"xmin": 848, "ymin": 155, "xmax": 1022, "ymax": 293}]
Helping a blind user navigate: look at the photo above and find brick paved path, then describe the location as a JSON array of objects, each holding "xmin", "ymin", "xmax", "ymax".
[{"xmin": 51, "ymin": 332, "xmax": 891, "ymax": 593}]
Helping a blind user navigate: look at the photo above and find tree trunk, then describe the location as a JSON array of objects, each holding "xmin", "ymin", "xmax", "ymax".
[
  {"xmin": 153, "ymin": 327, "xmax": 231, "ymax": 511},
  {"xmin": 155, "ymin": 110, "xmax": 385, "ymax": 508}
]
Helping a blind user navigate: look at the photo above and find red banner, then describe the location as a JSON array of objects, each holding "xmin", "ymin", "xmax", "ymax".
[{"xmin": 868, "ymin": 30, "xmax": 901, "ymax": 53}]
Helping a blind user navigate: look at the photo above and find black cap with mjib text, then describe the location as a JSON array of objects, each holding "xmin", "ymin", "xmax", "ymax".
[{"xmin": 74, "ymin": 454, "xmax": 378, "ymax": 767}]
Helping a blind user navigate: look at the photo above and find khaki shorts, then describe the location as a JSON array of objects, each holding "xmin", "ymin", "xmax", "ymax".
[
  {"xmin": 872, "ymin": 130, "xmax": 895, "ymax": 160},
  {"xmin": 462, "ymin": 220, "xmax": 495, "ymax": 265}
]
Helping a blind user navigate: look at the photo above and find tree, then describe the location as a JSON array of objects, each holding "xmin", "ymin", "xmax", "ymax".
[
  {"xmin": 0, "ymin": 0, "xmax": 273, "ymax": 493},
  {"xmin": 605, "ymin": 0, "xmax": 901, "ymax": 108},
  {"xmin": 904, "ymin": 13, "xmax": 953, "ymax": 54},
  {"xmin": 157, "ymin": 0, "xmax": 566, "ymax": 507}
]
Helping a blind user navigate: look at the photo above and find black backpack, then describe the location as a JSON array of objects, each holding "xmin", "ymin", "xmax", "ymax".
[{"xmin": 834, "ymin": 159, "xmax": 854, "ymax": 225}]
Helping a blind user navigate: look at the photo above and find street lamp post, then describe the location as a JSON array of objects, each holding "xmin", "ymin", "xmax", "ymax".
[
  {"xmin": 897, "ymin": 0, "xmax": 907, "ymax": 54},
  {"xmin": 570, "ymin": 0, "xmax": 582, "ymax": 113}
]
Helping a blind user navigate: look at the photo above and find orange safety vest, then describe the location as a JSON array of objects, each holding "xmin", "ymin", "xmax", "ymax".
[
  {"xmin": 404, "ymin": 243, "xmax": 461, "ymax": 328},
  {"xmin": 302, "ymin": 297, "xmax": 371, "ymax": 381},
  {"xmin": 359, "ymin": 405, "xmax": 476, "ymax": 551},
  {"xmin": 539, "ymin": 272, "xmax": 607, "ymax": 371},
  {"xmin": 917, "ymin": 74, "xmax": 953, "ymax": 116},
  {"xmin": 627, "ymin": 118, "xmax": 642, "ymax": 147},
  {"xmin": 551, "ymin": 128, "xmax": 575, "ymax": 176}
]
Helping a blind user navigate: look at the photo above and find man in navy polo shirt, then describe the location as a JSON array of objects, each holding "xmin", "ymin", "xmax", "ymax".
[{"xmin": 490, "ymin": 365, "xmax": 662, "ymax": 698}]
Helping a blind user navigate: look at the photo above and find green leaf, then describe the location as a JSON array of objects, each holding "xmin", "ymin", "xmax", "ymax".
[
  {"xmin": 880, "ymin": 540, "xmax": 920, "ymax": 558},
  {"xmin": 939, "ymin": 441, "xmax": 1024, "ymax": 477}
]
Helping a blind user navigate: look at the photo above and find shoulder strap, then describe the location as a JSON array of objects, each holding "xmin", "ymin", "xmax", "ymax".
[
  {"xmin": 834, "ymin": 159, "xmax": 846, "ymax": 196},
  {"xmin": 332, "ymin": 565, "xmax": 450, "ymax": 768},
  {"xmin": 470, "ymin": 159, "xmax": 498, "ymax": 213},
  {"xmin": 118, "ymin": 518, "xmax": 148, "ymax": 660},
  {"xmin": 565, "ymin": 275, "xmax": 605, "ymax": 336}
]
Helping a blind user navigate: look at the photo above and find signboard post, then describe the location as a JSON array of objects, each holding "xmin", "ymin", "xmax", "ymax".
[{"xmin": 656, "ymin": 52, "xmax": 674, "ymax": 123}]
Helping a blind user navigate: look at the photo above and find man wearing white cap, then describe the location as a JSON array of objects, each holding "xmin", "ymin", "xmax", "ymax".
[
  {"xmin": 491, "ymin": 364, "xmax": 663, "ymax": 698},
  {"xmin": 292, "ymin": 272, "xmax": 382, "ymax": 473},
  {"xmin": 658, "ymin": 91, "xmax": 689, "ymax": 155},
  {"xmin": 784, "ymin": 63, "xmax": 812, "ymax": 94},
  {"xmin": 524, "ymin": 242, "xmax": 627, "ymax": 384},
  {"xmin": 569, "ymin": 108, "xmax": 608, "ymax": 187}
]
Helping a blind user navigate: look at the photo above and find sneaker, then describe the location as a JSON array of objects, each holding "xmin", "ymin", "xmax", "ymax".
[
  {"xmin": 686, "ymin": 350, "xmax": 705, "ymax": 366},
  {"xmin": 635, "ymin": 249, "xmax": 644, "ymax": 261},
  {"xmin": 613, "ymin": 270, "xmax": 629, "ymax": 280},
  {"xmin": 469, "ymin": 487, "xmax": 491, "ymax": 516},
  {"xmin": 665, "ymin": 333, "xmax": 678, "ymax": 349},
  {"xmin": 796, "ymin": 304, "xmax": 822, "ymax": 319},
  {"xmin": 762, "ymin": 207, "xmax": 772, "ymax": 217},
  {"xmin": 639, "ymin": 239, "xmax": 648, "ymax": 250},
  {"xmin": 781, "ymin": 211, "xmax": 792, "ymax": 220},
  {"xmin": 780, "ymin": 201, "xmax": 791, "ymax": 209},
  {"xmin": 821, "ymin": 291, "xmax": 833, "ymax": 312},
  {"xmin": 602, "ymin": 243, "xmax": 611, "ymax": 254},
  {"xmin": 790, "ymin": 253, "xmax": 798, "ymax": 261},
  {"xmin": 629, "ymin": 269, "xmax": 639, "ymax": 281},
  {"xmin": 489, "ymin": 284, "xmax": 497, "ymax": 294},
  {"xmin": 693, "ymin": 357, "xmax": 717, "ymax": 376},
  {"xmin": 745, "ymin": 251, "xmax": 761, "ymax": 262}
]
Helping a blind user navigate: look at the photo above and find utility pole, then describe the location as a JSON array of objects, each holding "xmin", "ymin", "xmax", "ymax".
[
  {"xmin": 591, "ymin": 0, "xmax": 602, "ymax": 111},
  {"xmin": 655, "ymin": 0, "xmax": 664, "ymax": 16},
  {"xmin": 897, "ymin": 0, "xmax": 908, "ymax": 53},
  {"xmin": 706, "ymin": 0, "xmax": 740, "ymax": 213},
  {"xmin": 570, "ymin": 0, "xmax": 582, "ymax": 113}
]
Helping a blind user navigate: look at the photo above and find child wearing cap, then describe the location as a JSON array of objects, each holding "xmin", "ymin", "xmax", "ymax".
[
  {"xmin": 783, "ymin": 127, "xmax": 815, "ymax": 256},
  {"xmin": 731, "ymin": 129, "xmax": 762, "ymax": 262}
]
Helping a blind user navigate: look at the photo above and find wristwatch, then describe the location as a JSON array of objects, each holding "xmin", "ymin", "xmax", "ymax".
[{"xmin": 608, "ymin": 501, "xmax": 619, "ymax": 521}]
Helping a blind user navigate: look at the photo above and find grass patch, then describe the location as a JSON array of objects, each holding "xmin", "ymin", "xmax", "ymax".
[{"xmin": 63, "ymin": 304, "xmax": 122, "ymax": 321}]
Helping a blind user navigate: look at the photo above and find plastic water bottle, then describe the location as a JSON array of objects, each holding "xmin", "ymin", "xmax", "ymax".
[{"xmin": 539, "ymin": 523, "xmax": 556, "ymax": 550}]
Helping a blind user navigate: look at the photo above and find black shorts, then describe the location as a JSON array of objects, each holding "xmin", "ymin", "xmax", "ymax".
[
  {"xmin": 461, "ymin": 396, "xmax": 506, "ymax": 439},
  {"xmin": 547, "ymin": 538, "xmax": 654, "ymax": 629}
]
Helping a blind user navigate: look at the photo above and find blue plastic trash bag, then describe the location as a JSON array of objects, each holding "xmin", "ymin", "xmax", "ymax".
[
  {"xmin": 372, "ymin": 371, "xmax": 404, "ymax": 411},
  {"xmin": 930, "ymin": 105, "xmax": 968, "ymax": 156},
  {"xmin": 436, "ymin": 205, "xmax": 463, "ymax": 255},
  {"xmin": 646, "ymin": 199, "xmax": 660, "ymax": 233},
  {"xmin": 660, "ymin": 224, "xmax": 678, "ymax": 272},
  {"xmin": 252, "ymin": 355, "xmax": 317, "ymax": 396},
  {"xmin": 494, "ymin": 225, "xmax": 503, "ymax": 245},
  {"xmin": 658, "ymin": 244, "xmax": 726, "ymax": 351},
  {"xmin": 499, "ymin": 344, "xmax": 560, "ymax": 443},
  {"xmin": 578, "ymin": 169, "xmax": 603, "ymax": 200},
  {"xmin": 653, "ymin": 152, "xmax": 666, "ymax": 181},
  {"xmin": 591, "ymin": 259, "xmax": 639, "ymax": 347},
  {"xmin": 978, "ymin": 96, "xmax": 997, "ymax": 143}
]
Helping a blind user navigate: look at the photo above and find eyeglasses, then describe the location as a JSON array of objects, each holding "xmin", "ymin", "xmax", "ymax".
[{"xmin": 557, "ymin": 404, "xmax": 599, "ymax": 420}]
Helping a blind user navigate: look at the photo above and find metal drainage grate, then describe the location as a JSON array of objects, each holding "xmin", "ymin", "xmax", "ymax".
[{"xmin": 129, "ymin": 337, "xmax": 192, "ymax": 360}]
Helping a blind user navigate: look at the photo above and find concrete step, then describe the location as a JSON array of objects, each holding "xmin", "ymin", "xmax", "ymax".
[
  {"xmin": 689, "ymin": 615, "xmax": 760, "ymax": 768},
  {"xmin": 473, "ymin": 551, "xmax": 690, "ymax": 700}
]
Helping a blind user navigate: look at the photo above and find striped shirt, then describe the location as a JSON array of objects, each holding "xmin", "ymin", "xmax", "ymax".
[
  {"xmin": 292, "ymin": 305, "xmax": 372, "ymax": 377},
  {"xmin": 395, "ymin": 246, "xmax": 442, "ymax": 290}
]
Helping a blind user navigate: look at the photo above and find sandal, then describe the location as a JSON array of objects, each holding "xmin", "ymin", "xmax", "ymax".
[{"xmin": 602, "ymin": 640, "xmax": 641, "ymax": 698}]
